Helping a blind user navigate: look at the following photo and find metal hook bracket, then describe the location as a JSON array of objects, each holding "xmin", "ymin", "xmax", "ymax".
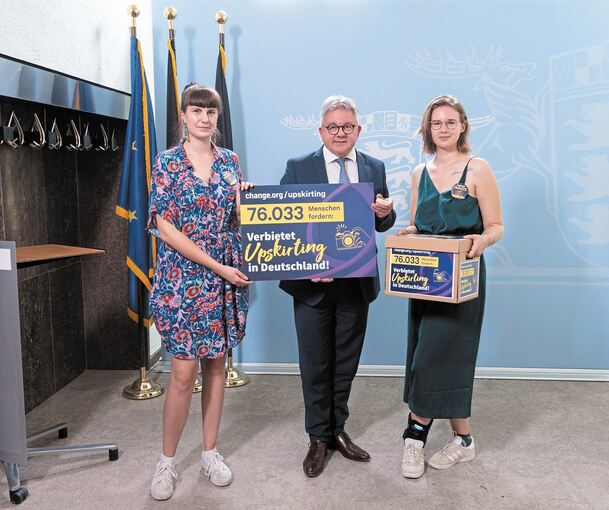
[
  {"xmin": 47, "ymin": 119, "xmax": 62, "ymax": 149},
  {"xmin": 82, "ymin": 123, "xmax": 93, "ymax": 151},
  {"xmin": 25, "ymin": 113, "xmax": 46, "ymax": 149},
  {"xmin": 65, "ymin": 120, "xmax": 81, "ymax": 151},
  {"xmin": 2, "ymin": 111, "xmax": 25, "ymax": 148},
  {"xmin": 95, "ymin": 124, "xmax": 110, "ymax": 151},
  {"xmin": 110, "ymin": 128, "xmax": 120, "ymax": 151}
]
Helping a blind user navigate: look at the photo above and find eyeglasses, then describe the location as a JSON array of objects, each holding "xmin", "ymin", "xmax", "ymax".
[
  {"xmin": 430, "ymin": 120, "xmax": 460, "ymax": 130},
  {"xmin": 323, "ymin": 124, "xmax": 357, "ymax": 135}
]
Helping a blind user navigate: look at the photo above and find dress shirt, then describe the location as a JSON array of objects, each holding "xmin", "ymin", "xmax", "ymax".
[{"xmin": 322, "ymin": 146, "xmax": 359, "ymax": 184}]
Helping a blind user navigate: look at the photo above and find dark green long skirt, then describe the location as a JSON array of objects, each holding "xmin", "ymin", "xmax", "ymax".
[{"xmin": 403, "ymin": 257, "xmax": 486, "ymax": 418}]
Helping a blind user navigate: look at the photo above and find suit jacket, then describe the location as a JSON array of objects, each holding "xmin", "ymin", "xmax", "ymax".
[{"xmin": 279, "ymin": 146, "xmax": 396, "ymax": 306}]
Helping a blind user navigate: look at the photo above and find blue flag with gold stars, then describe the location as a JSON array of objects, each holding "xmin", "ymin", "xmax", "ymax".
[{"xmin": 116, "ymin": 35, "xmax": 158, "ymax": 324}]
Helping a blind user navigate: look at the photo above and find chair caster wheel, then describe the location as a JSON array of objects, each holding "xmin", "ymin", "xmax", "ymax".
[
  {"xmin": 58, "ymin": 426, "xmax": 68, "ymax": 439},
  {"xmin": 9, "ymin": 487, "xmax": 28, "ymax": 504},
  {"xmin": 109, "ymin": 448, "xmax": 119, "ymax": 461}
]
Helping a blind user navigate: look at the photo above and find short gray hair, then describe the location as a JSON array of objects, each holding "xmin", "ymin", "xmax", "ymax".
[{"xmin": 319, "ymin": 95, "xmax": 359, "ymax": 125}]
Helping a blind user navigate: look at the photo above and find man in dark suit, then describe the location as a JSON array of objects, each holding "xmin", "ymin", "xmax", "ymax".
[{"xmin": 280, "ymin": 96, "xmax": 396, "ymax": 477}]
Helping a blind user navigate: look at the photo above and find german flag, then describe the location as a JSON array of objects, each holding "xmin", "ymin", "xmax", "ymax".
[
  {"xmin": 215, "ymin": 41, "xmax": 233, "ymax": 150},
  {"xmin": 166, "ymin": 37, "xmax": 180, "ymax": 149}
]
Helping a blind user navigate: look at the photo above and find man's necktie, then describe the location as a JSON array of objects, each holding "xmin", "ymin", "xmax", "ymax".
[{"xmin": 336, "ymin": 158, "xmax": 350, "ymax": 183}]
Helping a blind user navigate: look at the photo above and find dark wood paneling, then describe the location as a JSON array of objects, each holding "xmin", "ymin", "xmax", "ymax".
[
  {"xmin": 1, "ymin": 95, "xmax": 135, "ymax": 410},
  {"xmin": 18, "ymin": 275, "xmax": 55, "ymax": 412}
]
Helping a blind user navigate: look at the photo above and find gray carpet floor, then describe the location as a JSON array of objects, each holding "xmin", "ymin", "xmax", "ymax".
[{"xmin": 2, "ymin": 371, "xmax": 608, "ymax": 509}]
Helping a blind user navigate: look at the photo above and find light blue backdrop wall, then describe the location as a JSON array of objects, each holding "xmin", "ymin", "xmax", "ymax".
[{"xmin": 151, "ymin": 0, "xmax": 609, "ymax": 370}]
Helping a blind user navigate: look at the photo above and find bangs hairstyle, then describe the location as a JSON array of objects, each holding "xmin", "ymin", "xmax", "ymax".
[
  {"xmin": 178, "ymin": 83, "xmax": 223, "ymax": 145},
  {"xmin": 419, "ymin": 95, "xmax": 470, "ymax": 154},
  {"xmin": 180, "ymin": 82, "xmax": 222, "ymax": 113}
]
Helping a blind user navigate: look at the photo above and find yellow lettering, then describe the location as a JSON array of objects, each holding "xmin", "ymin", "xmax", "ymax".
[
  {"xmin": 392, "ymin": 271, "xmax": 429, "ymax": 287},
  {"xmin": 244, "ymin": 239, "xmax": 326, "ymax": 264}
]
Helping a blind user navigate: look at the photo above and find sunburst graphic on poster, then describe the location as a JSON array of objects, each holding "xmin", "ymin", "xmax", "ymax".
[{"xmin": 335, "ymin": 223, "xmax": 370, "ymax": 250}]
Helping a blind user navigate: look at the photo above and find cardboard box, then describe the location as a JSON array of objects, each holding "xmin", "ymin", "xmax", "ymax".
[{"xmin": 384, "ymin": 234, "xmax": 480, "ymax": 303}]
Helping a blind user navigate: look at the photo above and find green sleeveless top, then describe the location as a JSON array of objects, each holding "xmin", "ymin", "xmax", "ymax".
[{"xmin": 414, "ymin": 158, "xmax": 484, "ymax": 236}]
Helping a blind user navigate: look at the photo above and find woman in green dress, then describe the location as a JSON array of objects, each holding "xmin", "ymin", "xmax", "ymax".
[{"xmin": 398, "ymin": 95, "xmax": 504, "ymax": 479}]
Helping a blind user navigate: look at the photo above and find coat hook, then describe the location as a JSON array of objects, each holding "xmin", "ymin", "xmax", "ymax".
[
  {"xmin": 28, "ymin": 113, "xmax": 46, "ymax": 149},
  {"xmin": 82, "ymin": 123, "xmax": 93, "ymax": 150},
  {"xmin": 65, "ymin": 119, "xmax": 81, "ymax": 150},
  {"xmin": 47, "ymin": 119, "xmax": 62, "ymax": 149},
  {"xmin": 110, "ymin": 128, "xmax": 120, "ymax": 151},
  {"xmin": 2, "ymin": 111, "xmax": 25, "ymax": 148},
  {"xmin": 95, "ymin": 124, "xmax": 109, "ymax": 151}
]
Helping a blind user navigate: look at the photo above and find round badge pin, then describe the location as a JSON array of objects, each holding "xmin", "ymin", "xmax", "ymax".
[{"xmin": 451, "ymin": 183, "xmax": 469, "ymax": 199}]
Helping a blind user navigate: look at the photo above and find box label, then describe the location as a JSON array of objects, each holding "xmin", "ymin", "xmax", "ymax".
[
  {"xmin": 459, "ymin": 259, "xmax": 480, "ymax": 298},
  {"xmin": 389, "ymin": 248, "xmax": 455, "ymax": 298}
]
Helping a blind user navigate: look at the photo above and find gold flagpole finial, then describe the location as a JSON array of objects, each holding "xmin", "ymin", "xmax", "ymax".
[
  {"xmin": 215, "ymin": 10, "xmax": 228, "ymax": 34},
  {"xmin": 128, "ymin": 4, "xmax": 140, "ymax": 28},
  {"xmin": 164, "ymin": 6, "xmax": 177, "ymax": 29}
]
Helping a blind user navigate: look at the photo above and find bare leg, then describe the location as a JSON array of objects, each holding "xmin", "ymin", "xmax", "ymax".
[
  {"xmin": 162, "ymin": 358, "xmax": 199, "ymax": 457},
  {"xmin": 410, "ymin": 412, "xmax": 432, "ymax": 426},
  {"xmin": 201, "ymin": 355, "xmax": 226, "ymax": 451},
  {"xmin": 450, "ymin": 418, "xmax": 470, "ymax": 435}
]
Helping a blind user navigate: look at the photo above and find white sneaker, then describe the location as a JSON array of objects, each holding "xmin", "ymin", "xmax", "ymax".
[
  {"xmin": 150, "ymin": 461, "xmax": 178, "ymax": 500},
  {"xmin": 428, "ymin": 435, "xmax": 476, "ymax": 470},
  {"xmin": 202, "ymin": 451, "xmax": 233, "ymax": 486},
  {"xmin": 402, "ymin": 438, "xmax": 425, "ymax": 479}
]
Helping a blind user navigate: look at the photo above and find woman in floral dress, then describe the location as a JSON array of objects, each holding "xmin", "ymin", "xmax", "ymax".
[{"xmin": 147, "ymin": 83, "xmax": 252, "ymax": 501}]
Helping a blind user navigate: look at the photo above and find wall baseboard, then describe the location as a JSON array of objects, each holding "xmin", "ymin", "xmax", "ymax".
[{"xmin": 154, "ymin": 362, "xmax": 609, "ymax": 382}]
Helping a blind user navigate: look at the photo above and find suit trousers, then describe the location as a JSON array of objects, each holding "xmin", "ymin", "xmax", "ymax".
[{"xmin": 293, "ymin": 279, "xmax": 369, "ymax": 442}]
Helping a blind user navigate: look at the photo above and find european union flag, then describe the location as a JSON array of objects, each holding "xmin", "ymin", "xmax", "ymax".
[{"xmin": 116, "ymin": 35, "xmax": 158, "ymax": 325}]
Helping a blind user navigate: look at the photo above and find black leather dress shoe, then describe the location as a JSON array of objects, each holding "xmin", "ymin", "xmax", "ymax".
[
  {"xmin": 303, "ymin": 440, "xmax": 327, "ymax": 477},
  {"xmin": 334, "ymin": 431, "xmax": 370, "ymax": 462}
]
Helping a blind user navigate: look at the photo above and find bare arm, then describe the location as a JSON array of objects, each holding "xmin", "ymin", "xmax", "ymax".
[
  {"xmin": 465, "ymin": 159, "xmax": 504, "ymax": 258},
  {"xmin": 155, "ymin": 215, "xmax": 251, "ymax": 286}
]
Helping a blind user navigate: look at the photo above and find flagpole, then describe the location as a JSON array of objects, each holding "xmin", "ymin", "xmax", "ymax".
[
  {"xmin": 215, "ymin": 10, "xmax": 250, "ymax": 389},
  {"xmin": 163, "ymin": 6, "xmax": 202, "ymax": 394},
  {"xmin": 164, "ymin": 7, "xmax": 180, "ymax": 151},
  {"xmin": 164, "ymin": 6, "xmax": 176, "ymax": 38},
  {"xmin": 123, "ymin": 3, "xmax": 164, "ymax": 400}
]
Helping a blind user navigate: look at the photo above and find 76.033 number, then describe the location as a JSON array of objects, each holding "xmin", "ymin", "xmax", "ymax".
[{"xmin": 247, "ymin": 205, "xmax": 304, "ymax": 222}]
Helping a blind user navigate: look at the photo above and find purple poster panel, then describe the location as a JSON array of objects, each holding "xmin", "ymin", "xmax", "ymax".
[
  {"xmin": 240, "ymin": 183, "xmax": 376, "ymax": 281},
  {"xmin": 388, "ymin": 248, "xmax": 456, "ymax": 298}
]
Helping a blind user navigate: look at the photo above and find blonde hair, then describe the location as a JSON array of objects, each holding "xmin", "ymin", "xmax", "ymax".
[{"xmin": 419, "ymin": 95, "xmax": 470, "ymax": 154}]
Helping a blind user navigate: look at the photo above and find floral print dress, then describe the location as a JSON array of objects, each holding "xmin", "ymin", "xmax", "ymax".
[{"xmin": 148, "ymin": 141, "xmax": 248, "ymax": 359}]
